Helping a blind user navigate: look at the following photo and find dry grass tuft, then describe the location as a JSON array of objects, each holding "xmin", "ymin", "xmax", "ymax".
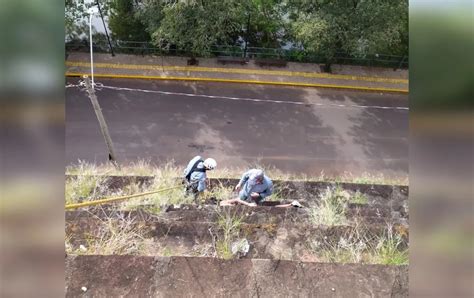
[
  {"xmin": 66, "ymin": 159, "xmax": 408, "ymax": 186},
  {"xmin": 309, "ymin": 223, "xmax": 408, "ymax": 265},
  {"xmin": 66, "ymin": 215, "xmax": 149, "ymax": 255},
  {"xmin": 309, "ymin": 185, "xmax": 350, "ymax": 226},
  {"xmin": 214, "ymin": 208, "xmax": 246, "ymax": 259}
]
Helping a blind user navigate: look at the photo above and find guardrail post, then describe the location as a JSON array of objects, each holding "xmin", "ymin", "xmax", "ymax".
[{"xmin": 395, "ymin": 55, "xmax": 406, "ymax": 71}]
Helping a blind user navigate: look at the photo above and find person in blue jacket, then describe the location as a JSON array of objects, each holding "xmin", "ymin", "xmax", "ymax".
[
  {"xmin": 183, "ymin": 155, "xmax": 217, "ymax": 200},
  {"xmin": 235, "ymin": 169, "xmax": 273, "ymax": 205},
  {"xmin": 220, "ymin": 169, "xmax": 302, "ymax": 208}
]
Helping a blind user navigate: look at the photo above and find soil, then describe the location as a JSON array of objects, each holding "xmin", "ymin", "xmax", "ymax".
[{"xmin": 65, "ymin": 255, "xmax": 408, "ymax": 297}]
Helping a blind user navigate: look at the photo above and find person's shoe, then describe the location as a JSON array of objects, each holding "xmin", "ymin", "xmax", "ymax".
[{"xmin": 291, "ymin": 200, "xmax": 303, "ymax": 208}]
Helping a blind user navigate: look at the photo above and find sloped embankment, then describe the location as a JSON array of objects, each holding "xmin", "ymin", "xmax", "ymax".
[{"xmin": 65, "ymin": 175, "xmax": 409, "ymax": 296}]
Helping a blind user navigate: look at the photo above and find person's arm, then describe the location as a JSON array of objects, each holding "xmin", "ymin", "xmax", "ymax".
[{"xmin": 236, "ymin": 171, "xmax": 250, "ymax": 190}]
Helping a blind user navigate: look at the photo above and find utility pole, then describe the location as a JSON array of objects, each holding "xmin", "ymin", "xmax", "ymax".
[
  {"xmin": 96, "ymin": 0, "xmax": 115, "ymax": 56},
  {"xmin": 243, "ymin": 11, "xmax": 251, "ymax": 58},
  {"xmin": 83, "ymin": 75, "xmax": 120, "ymax": 169}
]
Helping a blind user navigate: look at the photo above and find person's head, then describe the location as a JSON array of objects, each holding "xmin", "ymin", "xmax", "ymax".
[
  {"xmin": 249, "ymin": 169, "xmax": 264, "ymax": 184},
  {"xmin": 203, "ymin": 158, "xmax": 217, "ymax": 170}
]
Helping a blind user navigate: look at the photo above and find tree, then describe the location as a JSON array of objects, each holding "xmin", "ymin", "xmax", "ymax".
[
  {"xmin": 109, "ymin": 0, "xmax": 150, "ymax": 41},
  {"xmin": 288, "ymin": 0, "xmax": 409, "ymax": 61},
  {"xmin": 65, "ymin": 0, "xmax": 113, "ymax": 41},
  {"xmin": 140, "ymin": 0, "xmax": 243, "ymax": 57},
  {"xmin": 242, "ymin": 0, "xmax": 287, "ymax": 49},
  {"xmin": 65, "ymin": 0, "xmax": 90, "ymax": 41}
]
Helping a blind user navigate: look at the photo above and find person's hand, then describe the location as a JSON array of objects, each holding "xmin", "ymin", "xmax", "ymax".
[
  {"xmin": 235, "ymin": 184, "xmax": 241, "ymax": 191},
  {"xmin": 248, "ymin": 202, "xmax": 257, "ymax": 207},
  {"xmin": 251, "ymin": 192, "xmax": 260, "ymax": 198}
]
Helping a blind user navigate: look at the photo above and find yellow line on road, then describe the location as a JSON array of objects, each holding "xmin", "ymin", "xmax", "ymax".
[
  {"xmin": 66, "ymin": 61, "xmax": 408, "ymax": 84},
  {"xmin": 65, "ymin": 72, "xmax": 408, "ymax": 93}
]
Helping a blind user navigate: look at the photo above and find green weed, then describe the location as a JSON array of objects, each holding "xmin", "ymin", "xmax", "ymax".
[
  {"xmin": 309, "ymin": 186, "xmax": 350, "ymax": 226},
  {"xmin": 65, "ymin": 175, "xmax": 106, "ymax": 204},
  {"xmin": 215, "ymin": 208, "xmax": 246, "ymax": 259},
  {"xmin": 351, "ymin": 191, "xmax": 368, "ymax": 204},
  {"xmin": 309, "ymin": 223, "xmax": 408, "ymax": 265}
]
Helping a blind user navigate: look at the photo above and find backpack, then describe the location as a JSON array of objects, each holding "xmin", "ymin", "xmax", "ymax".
[{"xmin": 185, "ymin": 159, "xmax": 206, "ymax": 182}]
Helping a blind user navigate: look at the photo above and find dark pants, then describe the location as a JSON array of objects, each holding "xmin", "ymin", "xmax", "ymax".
[{"xmin": 184, "ymin": 180, "xmax": 200, "ymax": 200}]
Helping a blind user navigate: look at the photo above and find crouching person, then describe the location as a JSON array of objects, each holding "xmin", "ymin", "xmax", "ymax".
[
  {"xmin": 220, "ymin": 169, "xmax": 272, "ymax": 207},
  {"xmin": 183, "ymin": 156, "xmax": 217, "ymax": 201},
  {"xmin": 220, "ymin": 168, "xmax": 303, "ymax": 208}
]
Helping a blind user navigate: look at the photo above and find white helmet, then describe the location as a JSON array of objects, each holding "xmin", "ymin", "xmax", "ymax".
[{"xmin": 203, "ymin": 158, "xmax": 217, "ymax": 170}]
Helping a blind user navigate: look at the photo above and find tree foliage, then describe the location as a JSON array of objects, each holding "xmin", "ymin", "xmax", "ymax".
[
  {"xmin": 242, "ymin": 0, "xmax": 288, "ymax": 48},
  {"xmin": 109, "ymin": 0, "xmax": 150, "ymax": 41},
  {"xmin": 288, "ymin": 0, "xmax": 408, "ymax": 58},
  {"xmin": 67, "ymin": 0, "xmax": 409, "ymax": 59},
  {"xmin": 65, "ymin": 0, "xmax": 112, "ymax": 41},
  {"xmin": 139, "ymin": 0, "xmax": 245, "ymax": 56},
  {"xmin": 65, "ymin": 0, "xmax": 90, "ymax": 40}
]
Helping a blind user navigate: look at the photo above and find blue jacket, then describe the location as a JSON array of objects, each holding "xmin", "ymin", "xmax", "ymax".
[
  {"xmin": 237, "ymin": 169, "xmax": 273, "ymax": 200},
  {"xmin": 183, "ymin": 156, "xmax": 207, "ymax": 192}
]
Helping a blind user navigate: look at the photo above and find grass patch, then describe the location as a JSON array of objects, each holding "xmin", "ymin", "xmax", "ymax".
[
  {"xmin": 372, "ymin": 228, "xmax": 409, "ymax": 265},
  {"xmin": 266, "ymin": 182, "xmax": 293, "ymax": 202},
  {"xmin": 66, "ymin": 160, "xmax": 408, "ymax": 186},
  {"xmin": 65, "ymin": 161, "xmax": 406, "ymax": 210},
  {"xmin": 350, "ymin": 191, "xmax": 368, "ymax": 204},
  {"xmin": 214, "ymin": 208, "xmax": 246, "ymax": 259},
  {"xmin": 162, "ymin": 247, "xmax": 173, "ymax": 257},
  {"xmin": 200, "ymin": 181, "xmax": 235, "ymax": 204},
  {"xmin": 66, "ymin": 216, "xmax": 148, "ymax": 255},
  {"xmin": 119, "ymin": 180, "xmax": 191, "ymax": 211},
  {"xmin": 66, "ymin": 159, "xmax": 159, "ymax": 176},
  {"xmin": 309, "ymin": 223, "xmax": 408, "ymax": 265},
  {"xmin": 65, "ymin": 175, "xmax": 107, "ymax": 204},
  {"xmin": 309, "ymin": 185, "xmax": 350, "ymax": 226}
]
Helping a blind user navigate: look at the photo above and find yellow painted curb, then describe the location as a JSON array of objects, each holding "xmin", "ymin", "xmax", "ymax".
[
  {"xmin": 66, "ymin": 61, "xmax": 408, "ymax": 84},
  {"xmin": 65, "ymin": 72, "xmax": 409, "ymax": 93}
]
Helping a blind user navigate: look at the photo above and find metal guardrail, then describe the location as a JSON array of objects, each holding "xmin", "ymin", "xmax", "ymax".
[{"xmin": 65, "ymin": 40, "xmax": 408, "ymax": 69}]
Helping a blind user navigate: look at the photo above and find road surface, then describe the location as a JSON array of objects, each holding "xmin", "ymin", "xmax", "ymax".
[{"xmin": 66, "ymin": 78, "xmax": 408, "ymax": 178}]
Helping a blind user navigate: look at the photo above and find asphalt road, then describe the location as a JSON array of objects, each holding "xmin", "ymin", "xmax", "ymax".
[{"xmin": 66, "ymin": 78, "xmax": 408, "ymax": 178}]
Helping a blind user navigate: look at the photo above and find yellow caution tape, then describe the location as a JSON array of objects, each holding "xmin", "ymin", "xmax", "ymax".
[{"xmin": 65, "ymin": 185, "xmax": 181, "ymax": 210}]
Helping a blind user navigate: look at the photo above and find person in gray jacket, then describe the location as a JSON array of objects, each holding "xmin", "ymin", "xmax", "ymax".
[
  {"xmin": 220, "ymin": 169, "xmax": 302, "ymax": 208},
  {"xmin": 236, "ymin": 169, "xmax": 273, "ymax": 205},
  {"xmin": 183, "ymin": 155, "xmax": 217, "ymax": 200}
]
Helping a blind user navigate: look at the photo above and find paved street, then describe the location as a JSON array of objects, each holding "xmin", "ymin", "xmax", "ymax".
[{"xmin": 66, "ymin": 78, "xmax": 408, "ymax": 178}]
